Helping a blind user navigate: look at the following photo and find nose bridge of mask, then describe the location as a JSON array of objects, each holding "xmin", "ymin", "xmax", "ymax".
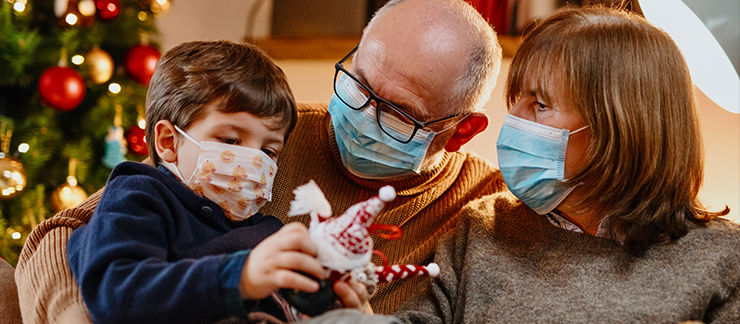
[{"xmin": 503, "ymin": 114, "xmax": 569, "ymax": 142}]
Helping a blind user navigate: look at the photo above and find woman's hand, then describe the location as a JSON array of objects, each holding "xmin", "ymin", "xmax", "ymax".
[
  {"xmin": 334, "ymin": 279, "xmax": 373, "ymax": 314},
  {"xmin": 239, "ymin": 222, "xmax": 325, "ymax": 300}
]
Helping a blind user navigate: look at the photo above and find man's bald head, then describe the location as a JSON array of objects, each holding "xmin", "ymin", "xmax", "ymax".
[{"xmin": 363, "ymin": 0, "xmax": 501, "ymax": 114}]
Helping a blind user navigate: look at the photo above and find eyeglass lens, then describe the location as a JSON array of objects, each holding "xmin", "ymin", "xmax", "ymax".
[{"xmin": 335, "ymin": 70, "xmax": 420, "ymax": 143}]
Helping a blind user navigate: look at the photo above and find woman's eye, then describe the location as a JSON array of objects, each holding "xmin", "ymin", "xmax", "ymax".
[
  {"xmin": 220, "ymin": 138, "xmax": 239, "ymax": 145},
  {"xmin": 534, "ymin": 101, "xmax": 548, "ymax": 112}
]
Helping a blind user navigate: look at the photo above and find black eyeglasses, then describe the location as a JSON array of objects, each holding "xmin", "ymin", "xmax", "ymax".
[{"xmin": 333, "ymin": 46, "xmax": 466, "ymax": 143}]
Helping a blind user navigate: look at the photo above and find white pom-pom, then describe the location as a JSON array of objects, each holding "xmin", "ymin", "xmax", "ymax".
[
  {"xmin": 426, "ymin": 263, "xmax": 440, "ymax": 277},
  {"xmin": 288, "ymin": 180, "xmax": 332, "ymax": 217},
  {"xmin": 379, "ymin": 186, "xmax": 396, "ymax": 202}
]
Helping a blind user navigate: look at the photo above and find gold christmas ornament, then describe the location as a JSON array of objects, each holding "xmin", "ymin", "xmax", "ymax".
[
  {"xmin": 51, "ymin": 181, "xmax": 87, "ymax": 211},
  {"xmin": 86, "ymin": 47, "xmax": 114, "ymax": 84},
  {"xmin": 78, "ymin": 0, "xmax": 96, "ymax": 16},
  {"xmin": 0, "ymin": 154, "xmax": 26, "ymax": 199},
  {"xmin": 51, "ymin": 158, "xmax": 88, "ymax": 212},
  {"xmin": 0, "ymin": 125, "xmax": 25, "ymax": 199}
]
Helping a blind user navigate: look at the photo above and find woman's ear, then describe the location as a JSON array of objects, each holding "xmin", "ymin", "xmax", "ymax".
[
  {"xmin": 155, "ymin": 120, "xmax": 179, "ymax": 163},
  {"xmin": 444, "ymin": 112, "xmax": 489, "ymax": 152}
]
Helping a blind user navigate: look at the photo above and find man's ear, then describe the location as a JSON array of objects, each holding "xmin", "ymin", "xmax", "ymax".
[
  {"xmin": 155, "ymin": 120, "xmax": 179, "ymax": 163},
  {"xmin": 444, "ymin": 112, "xmax": 489, "ymax": 152}
]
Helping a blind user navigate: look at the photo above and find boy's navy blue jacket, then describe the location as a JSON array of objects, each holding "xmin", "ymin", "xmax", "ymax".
[{"xmin": 67, "ymin": 162, "xmax": 285, "ymax": 323}]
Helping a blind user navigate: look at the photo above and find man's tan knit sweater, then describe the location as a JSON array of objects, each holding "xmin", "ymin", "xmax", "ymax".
[{"xmin": 15, "ymin": 103, "xmax": 505, "ymax": 322}]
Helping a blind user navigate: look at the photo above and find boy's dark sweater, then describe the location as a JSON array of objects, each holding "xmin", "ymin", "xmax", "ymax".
[{"xmin": 67, "ymin": 162, "xmax": 286, "ymax": 323}]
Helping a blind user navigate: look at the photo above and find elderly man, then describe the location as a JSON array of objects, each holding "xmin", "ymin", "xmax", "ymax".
[
  {"xmin": 262, "ymin": 0, "xmax": 503, "ymax": 315},
  {"xmin": 15, "ymin": 0, "xmax": 503, "ymax": 322}
]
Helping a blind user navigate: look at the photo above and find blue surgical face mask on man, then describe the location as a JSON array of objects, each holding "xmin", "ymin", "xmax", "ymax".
[
  {"xmin": 496, "ymin": 113, "xmax": 589, "ymax": 214},
  {"xmin": 328, "ymin": 94, "xmax": 435, "ymax": 179}
]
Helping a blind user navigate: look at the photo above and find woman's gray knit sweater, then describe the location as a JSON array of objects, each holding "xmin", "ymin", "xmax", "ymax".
[{"xmin": 395, "ymin": 193, "xmax": 740, "ymax": 323}]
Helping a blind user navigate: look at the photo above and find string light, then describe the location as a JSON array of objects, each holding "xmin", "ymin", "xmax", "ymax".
[
  {"xmin": 108, "ymin": 83, "xmax": 121, "ymax": 94},
  {"xmin": 65, "ymin": 13, "xmax": 78, "ymax": 25},
  {"xmin": 18, "ymin": 143, "xmax": 29, "ymax": 153},
  {"xmin": 151, "ymin": 0, "xmax": 170, "ymax": 17},
  {"xmin": 137, "ymin": 105, "xmax": 146, "ymax": 129},
  {"xmin": 71, "ymin": 55, "xmax": 85, "ymax": 65},
  {"xmin": 11, "ymin": 232, "xmax": 21, "ymax": 240},
  {"xmin": 138, "ymin": 11, "xmax": 148, "ymax": 21},
  {"xmin": 13, "ymin": 0, "xmax": 26, "ymax": 13}
]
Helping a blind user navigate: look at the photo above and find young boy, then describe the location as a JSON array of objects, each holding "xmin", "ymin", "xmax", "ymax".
[{"xmin": 67, "ymin": 41, "xmax": 356, "ymax": 323}]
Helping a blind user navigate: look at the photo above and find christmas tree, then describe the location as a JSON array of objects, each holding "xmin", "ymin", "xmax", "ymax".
[{"xmin": 0, "ymin": 0, "xmax": 169, "ymax": 266}]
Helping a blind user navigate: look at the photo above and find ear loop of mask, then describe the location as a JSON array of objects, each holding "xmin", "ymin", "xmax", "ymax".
[
  {"xmin": 570, "ymin": 125, "xmax": 589, "ymax": 135},
  {"xmin": 559, "ymin": 124, "xmax": 590, "ymax": 200},
  {"xmin": 159, "ymin": 125, "xmax": 201, "ymax": 181},
  {"xmin": 173, "ymin": 125, "xmax": 202, "ymax": 147}
]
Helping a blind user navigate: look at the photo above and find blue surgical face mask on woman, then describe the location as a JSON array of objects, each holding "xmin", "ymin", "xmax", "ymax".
[
  {"xmin": 328, "ymin": 94, "xmax": 435, "ymax": 179},
  {"xmin": 496, "ymin": 113, "xmax": 589, "ymax": 214}
]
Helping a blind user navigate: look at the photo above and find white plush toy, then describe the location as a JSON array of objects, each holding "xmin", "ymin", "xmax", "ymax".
[{"xmin": 287, "ymin": 180, "xmax": 439, "ymax": 293}]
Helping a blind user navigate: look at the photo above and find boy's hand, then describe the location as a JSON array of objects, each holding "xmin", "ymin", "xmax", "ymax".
[
  {"xmin": 239, "ymin": 222, "xmax": 325, "ymax": 300},
  {"xmin": 334, "ymin": 279, "xmax": 373, "ymax": 314}
]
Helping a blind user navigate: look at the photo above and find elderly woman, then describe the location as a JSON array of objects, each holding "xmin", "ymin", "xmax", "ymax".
[{"xmin": 395, "ymin": 6, "xmax": 739, "ymax": 323}]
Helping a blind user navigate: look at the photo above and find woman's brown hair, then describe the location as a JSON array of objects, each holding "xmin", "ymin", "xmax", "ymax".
[{"xmin": 506, "ymin": 6, "xmax": 729, "ymax": 255}]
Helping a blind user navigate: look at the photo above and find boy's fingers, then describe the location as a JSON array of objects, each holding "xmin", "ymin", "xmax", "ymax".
[
  {"xmin": 273, "ymin": 251, "xmax": 326, "ymax": 280},
  {"xmin": 275, "ymin": 269, "xmax": 320, "ymax": 293},
  {"xmin": 272, "ymin": 223, "xmax": 318, "ymax": 256}
]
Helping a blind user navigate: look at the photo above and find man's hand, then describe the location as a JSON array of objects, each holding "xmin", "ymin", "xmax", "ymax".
[
  {"xmin": 239, "ymin": 222, "xmax": 325, "ymax": 300},
  {"xmin": 334, "ymin": 279, "xmax": 373, "ymax": 314}
]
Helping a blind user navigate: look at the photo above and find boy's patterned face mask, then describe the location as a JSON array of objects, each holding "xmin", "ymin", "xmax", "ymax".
[{"xmin": 162, "ymin": 125, "xmax": 277, "ymax": 222}]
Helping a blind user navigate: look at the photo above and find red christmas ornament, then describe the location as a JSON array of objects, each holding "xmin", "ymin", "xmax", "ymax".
[
  {"xmin": 95, "ymin": 0, "xmax": 119, "ymax": 20},
  {"xmin": 38, "ymin": 66, "xmax": 86, "ymax": 111},
  {"xmin": 125, "ymin": 44, "xmax": 160, "ymax": 86},
  {"xmin": 126, "ymin": 125, "xmax": 148, "ymax": 155}
]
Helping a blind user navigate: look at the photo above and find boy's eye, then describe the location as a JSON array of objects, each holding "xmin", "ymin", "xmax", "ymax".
[
  {"xmin": 262, "ymin": 148, "xmax": 277, "ymax": 159},
  {"xmin": 220, "ymin": 138, "xmax": 239, "ymax": 145}
]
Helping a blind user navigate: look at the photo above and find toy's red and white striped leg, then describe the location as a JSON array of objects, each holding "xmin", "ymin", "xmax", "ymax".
[{"xmin": 374, "ymin": 263, "xmax": 440, "ymax": 284}]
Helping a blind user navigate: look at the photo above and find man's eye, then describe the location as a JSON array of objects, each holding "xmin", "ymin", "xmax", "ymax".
[{"xmin": 220, "ymin": 138, "xmax": 239, "ymax": 145}]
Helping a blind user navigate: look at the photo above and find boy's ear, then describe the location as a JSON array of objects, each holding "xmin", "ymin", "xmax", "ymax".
[
  {"xmin": 444, "ymin": 112, "xmax": 489, "ymax": 152},
  {"xmin": 155, "ymin": 120, "xmax": 179, "ymax": 163}
]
